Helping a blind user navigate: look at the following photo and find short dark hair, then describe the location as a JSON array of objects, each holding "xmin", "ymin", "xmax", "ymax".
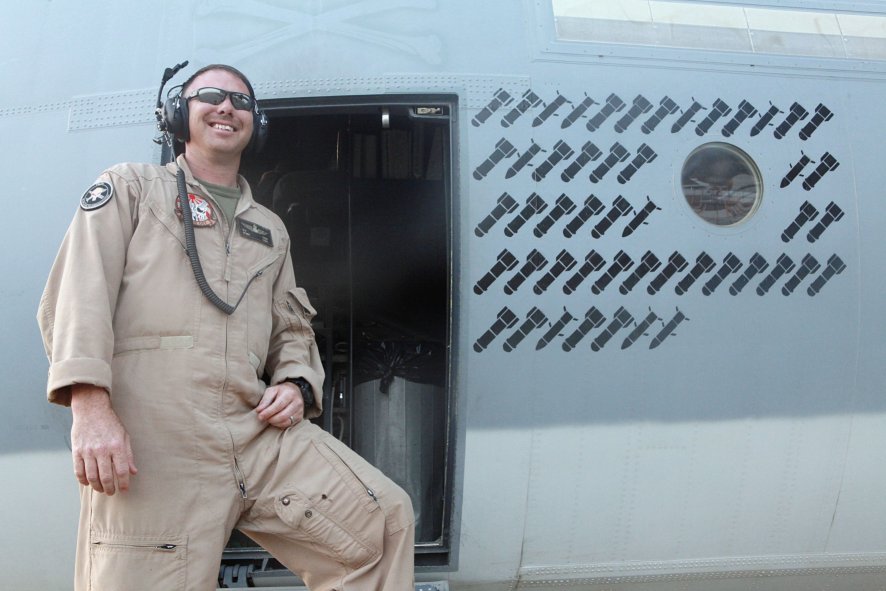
[{"xmin": 180, "ymin": 64, "xmax": 256, "ymax": 99}]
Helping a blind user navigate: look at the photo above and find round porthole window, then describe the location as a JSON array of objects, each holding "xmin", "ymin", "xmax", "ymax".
[{"xmin": 681, "ymin": 143, "xmax": 763, "ymax": 226}]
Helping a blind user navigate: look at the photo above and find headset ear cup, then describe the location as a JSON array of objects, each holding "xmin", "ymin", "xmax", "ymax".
[
  {"xmin": 248, "ymin": 110, "xmax": 269, "ymax": 155},
  {"xmin": 161, "ymin": 97, "xmax": 176, "ymax": 133},
  {"xmin": 177, "ymin": 98, "xmax": 190, "ymax": 143},
  {"xmin": 162, "ymin": 95, "xmax": 189, "ymax": 143}
]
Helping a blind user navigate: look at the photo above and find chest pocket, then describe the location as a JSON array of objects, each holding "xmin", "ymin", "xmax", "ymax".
[{"xmin": 275, "ymin": 287, "xmax": 317, "ymax": 343}]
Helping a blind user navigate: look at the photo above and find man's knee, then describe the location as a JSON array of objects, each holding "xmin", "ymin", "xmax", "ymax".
[{"xmin": 380, "ymin": 479, "xmax": 415, "ymax": 536}]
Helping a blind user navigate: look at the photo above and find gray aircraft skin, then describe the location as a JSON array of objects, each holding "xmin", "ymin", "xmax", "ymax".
[{"xmin": 3, "ymin": 1, "xmax": 886, "ymax": 590}]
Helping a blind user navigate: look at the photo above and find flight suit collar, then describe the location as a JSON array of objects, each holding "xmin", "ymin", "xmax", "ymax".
[{"xmin": 167, "ymin": 154, "xmax": 259, "ymax": 219}]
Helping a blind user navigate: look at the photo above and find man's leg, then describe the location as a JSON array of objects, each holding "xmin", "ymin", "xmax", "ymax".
[
  {"xmin": 72, "ymin": 368, "xmax": 246, "ymax": 591},
  {"xmin": 238, "ymin": 422, "xmax": 415, "ymax": 591},
  {"xmin": 73, "ymin": 459, "xmax": 246, "ymax": 591}
]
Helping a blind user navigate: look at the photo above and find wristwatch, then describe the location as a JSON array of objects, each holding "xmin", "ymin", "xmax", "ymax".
[{"xmin": 285, "ymin": 377, "xmax": 315, "ymax": 409}]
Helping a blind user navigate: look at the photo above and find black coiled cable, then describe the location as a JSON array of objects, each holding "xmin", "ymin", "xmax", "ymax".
[{"xmin": 177, "ymin": 167, "xmax": 260, "ymax": 315}]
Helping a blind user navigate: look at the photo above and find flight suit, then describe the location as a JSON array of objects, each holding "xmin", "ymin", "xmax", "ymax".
[{"xmin": 37, "ymin": 156, "xmax": 414, "ymax": 591}]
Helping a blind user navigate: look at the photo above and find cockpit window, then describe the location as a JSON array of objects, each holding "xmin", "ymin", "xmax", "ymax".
[{"xmin": 681, "ymin": 142, "xmax": 763, "ymax": 226}]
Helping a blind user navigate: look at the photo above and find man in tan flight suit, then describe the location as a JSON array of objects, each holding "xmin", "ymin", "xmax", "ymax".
[{"xmin": 37, "ymin": 64, "xmax": 414, "ymax": 591}]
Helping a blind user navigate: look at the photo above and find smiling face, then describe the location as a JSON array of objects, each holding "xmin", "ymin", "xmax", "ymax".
[{"xmin": 182, "ymin": 68, "xmax": 254, "ymax": 163}]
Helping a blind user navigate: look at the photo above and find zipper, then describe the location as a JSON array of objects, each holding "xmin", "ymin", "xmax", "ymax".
[
  {"xmin": 320, "ymin": 444, "xmax": 380, "ymax": 506},
  {"xmin": 92, "ymin": 541, "xmax": 178, "ymax": 552},
  {"xmin": 200, "ymin": 182, "xmax": 253, "ymax": 504},
  {"xmin": 223, "ymin": 226, "xmax": 234, "ymax": 282},
  {"xmin": 221, "ymin": 198, "xmax": 239, "ymax": 282},
  {"xmin": 234, "ymin": 456, "xmax": 248, "ymax": 500},
  {"xmin": 224, "ymin": 196, "xmax": 250, "ymax": 257}
]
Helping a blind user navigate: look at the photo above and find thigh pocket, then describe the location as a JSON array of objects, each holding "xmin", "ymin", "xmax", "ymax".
[
  {"xmin": 90, "ymin": 533, "xmax": 187, "ymax": 590},
  {"xmin": 273, "ymin": 441, "xmax": 384, "ymax": 570}
]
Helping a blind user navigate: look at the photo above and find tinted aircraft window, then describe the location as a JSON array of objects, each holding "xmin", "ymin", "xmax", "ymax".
[{"xmin": 681, "ymin": 142, "xmax": 763, "ymax": 226}]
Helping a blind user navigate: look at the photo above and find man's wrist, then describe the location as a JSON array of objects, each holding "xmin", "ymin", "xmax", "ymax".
[
  {"xmin": 70, "ymin": 385, "xmax": 112, "ymax": 418},
  {"xmin": 284, "ymin": 378, "xmax": 314, "ymax": 409},
  {"xmin": 71, "ymin": 384, "xmax": 110, "ymax": 406}
]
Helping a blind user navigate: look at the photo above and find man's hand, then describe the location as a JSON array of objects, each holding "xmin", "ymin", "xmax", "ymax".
[
  {"xmin": 255, "ymin": 382, "xmax": 305, "ymax": 429},
  {"xmin": 70, "ymin": 384, "xmax": 137, "ymax": 495}
]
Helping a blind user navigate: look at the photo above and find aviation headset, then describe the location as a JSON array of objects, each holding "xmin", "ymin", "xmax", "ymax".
[{"xmin": 156, "ymin": 61, "xmax": 269, "ymax": 155}]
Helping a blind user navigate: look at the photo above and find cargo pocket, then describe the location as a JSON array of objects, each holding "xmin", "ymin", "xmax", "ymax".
[
  {"xmin": 272, "ymin": 438, "xmax": 383, "ymax": 570},
  {"xmin": 89, "ymin": 533, "xmax": 187, "ymax": 590}
]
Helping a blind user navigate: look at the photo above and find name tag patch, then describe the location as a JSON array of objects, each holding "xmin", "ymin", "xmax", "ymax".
[{"xmin": 237, "ymin": 219, "xmax": 273, "ymax": 247}]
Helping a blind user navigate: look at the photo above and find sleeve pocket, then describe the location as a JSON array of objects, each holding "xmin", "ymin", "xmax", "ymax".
[{"xmin": 276, "ymin": 287, "xmax": 317, "ymax": 333}]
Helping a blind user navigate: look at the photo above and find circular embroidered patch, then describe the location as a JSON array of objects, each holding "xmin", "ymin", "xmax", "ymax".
[{"xmin": 80, "ymin": 181, "xmax": 114, "ymax": 211}]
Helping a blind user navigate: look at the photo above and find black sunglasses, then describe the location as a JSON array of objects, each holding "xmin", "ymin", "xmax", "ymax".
[{"xmin": 186, "ymin": 87, "xmax": 255, "ymax": 111}]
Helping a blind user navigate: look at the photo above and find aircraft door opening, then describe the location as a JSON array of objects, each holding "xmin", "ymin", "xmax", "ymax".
[{"xmin": 223, "ymin": 96, "xmax": 455, "ymax": 580}]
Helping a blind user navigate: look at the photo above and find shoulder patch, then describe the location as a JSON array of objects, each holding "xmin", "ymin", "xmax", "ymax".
[{"xmin": 80, "ymin": 181, "xmax": 114, "ymax": 211}]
